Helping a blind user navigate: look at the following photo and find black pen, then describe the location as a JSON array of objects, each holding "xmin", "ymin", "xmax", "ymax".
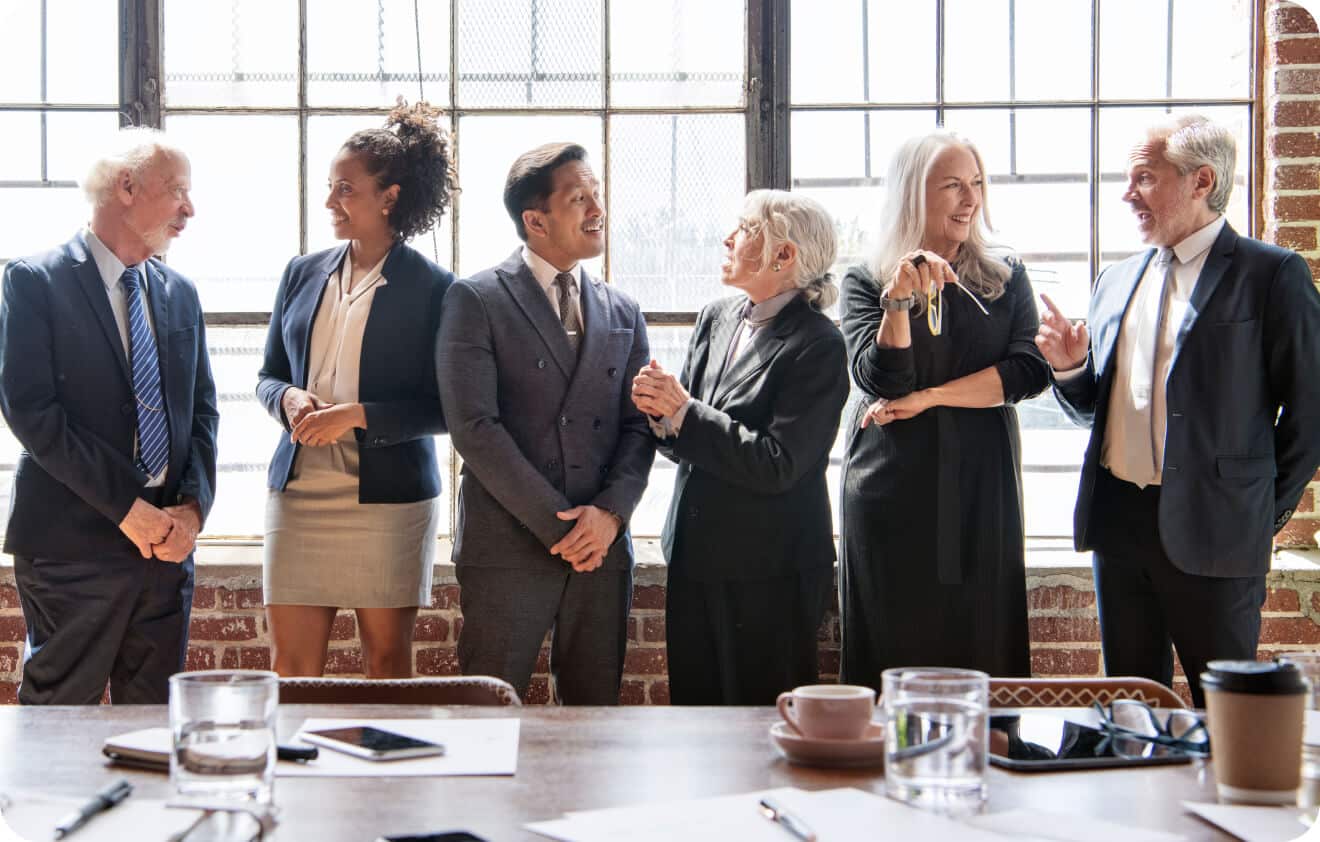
[
  {"xmin": 53, "ymin": 779, "xmax": 132, "ymax": 839},
  {"xmin": 758, "ymin": 796, "xmax": 817, "ymax": 842}
]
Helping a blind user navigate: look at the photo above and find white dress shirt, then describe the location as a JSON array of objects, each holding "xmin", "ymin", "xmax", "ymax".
[{"xmin": 84, "ymin": 228, "xmax": 165, "ymax": 487}]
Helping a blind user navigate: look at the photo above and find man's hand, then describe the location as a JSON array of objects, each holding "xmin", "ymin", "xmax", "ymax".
[
  {"xmin": 281, "ymin": 387, "xmax": 331, "ymax": 430},
  {"xmin": 1035, "ymin": 294, "xmax": 1090, "ymax": 372},
  {"xmin": 550, "ymin": 505, "xmax": 622, "ymax": 573},
  {"xmin": 291, "ymin": 402, "xmax": 366, "ymax": 447},
  {"xmin": 154, "ymin": 499, "xmax": 202, "ymax": 563},
  {"xmin": 632, "ymin": 360, "xmax": 689, "ymax": 418},
  {"xmin": 119, "ymin": 498, "xmax": 174, "ymax": 559}
]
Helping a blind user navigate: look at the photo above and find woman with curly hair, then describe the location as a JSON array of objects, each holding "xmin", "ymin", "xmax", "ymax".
[{"xmin": 257, "ymin": 101, "xmax": 457, "ymax": 677}]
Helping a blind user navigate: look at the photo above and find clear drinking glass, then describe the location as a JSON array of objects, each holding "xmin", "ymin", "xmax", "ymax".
[
  {"xmin": 169, "ymin": 670, "xmax": 279, "ymax": 805},
  {"xmin": 882, "ymin": 667, "xmax": 989, "ymax": 815},
  {"xmin": 1277, "ymin": 652, "xmax": 1320, "ymax": 779}
]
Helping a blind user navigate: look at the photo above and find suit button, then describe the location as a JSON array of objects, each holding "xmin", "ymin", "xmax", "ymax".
[
  {"xmin": 559, "ymin": 416, "xmax": 569, "ymax": 427},
  {"xmin": 608, "ymin": 367, "xmax": 617, "ymax": 377},
  {"xmin": 592, "ymin": 418, "xmax": 602, "ymax": 430},
  {"xmin": 537, "ymin": 359, "xmax": 546, "ymax": 369},
  {"xmin": 374, "ymin": 437, "xmax": 385, "ymax": 445},
  {"xmin": 689, "ymin": 507, "xmax": 699, "ymax": 519},
  {"xmin": 1170, "ymin": 411, "xmax": 1182, "ymax": 418}
]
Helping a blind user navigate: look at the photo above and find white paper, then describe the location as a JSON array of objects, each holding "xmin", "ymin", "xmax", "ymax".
[
  {"xmin": 0, "ymin": 792, "xmax": 202, "ymax": 842},
  {"xmin": 1304, "ymin": 711, "xmax": 1320, "ymax": 747},
  {"xmin": 286, "ymin": 718, "xmax": 519, "ymax": 777},
  {"xmin": 527, "ymin": 786, "xmax": 1018, "ymax": 842},
  {"xmin": 968, "ymin": 808, "xmax": 1183, "ymax": 842},
  {"xmin": 1183, "ymin": 801, "xmax": 1315, "ymax": 842}
]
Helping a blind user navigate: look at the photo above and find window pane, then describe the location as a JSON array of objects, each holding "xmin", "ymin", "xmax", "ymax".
[
  {"xmin": 46, "ymin": 0, "xmax": 118, "ymax": 103},
  {"xmin": 609, "ymin": 0, "xmax": 745, "ymax": 107},
  {"xmin": 0, "ymin": 4, "xmax": 41, "ymax": 102},
  {"xmin": 1020, "ymin": 413, "xmax": 1088, "ymax": 538},
  {"xmin": 1011, "ymin": 0, "xmax": 1091, "ymax": 101},
  {"xmin": 456, "ymin": 0, "xmax": 603, "ymax": 108},
  {"xmin": 1100, "ymin": 0, "xmax": 1252, "ymax": 100},
  {"xmin": 164, "ymin": 116, "xmax": 299, "ymax": 311},
  {"xmin": 305, "ymin": 115, "xmax": 455, "ymax": 268},
  {"xmin": 47, "ymin": 113, "xmax": 123, "ymax": 182},
  {"xmin": 454, "ymin": 115, "xmax": 602, "ymax": 277},
  {"xmin": 792, "ymin": 0, "xmax": 935, "ymax": 104},
  {"xmin": 307, "ymin": 0, "xmax": 452, "ymax": 107},
  {"xmin": 0, "ymin": 113, "xmax": 43, "ymax": 181},
  {"xmin": 163, "ymin": 0, "xmax": 298, "ymax": 107},
  {"xmin": 0, "ymin": 188, "xmax": 88, "ymax": 263},
  {"xmin": 608, "ymin": 114, "xmax": 745, "ymax": 312},
  {"xmin": 944, "ymin": 0, "xmax": 1010, "ymax": 102},
  {"xmin": 1098, "ymin": 105, "xmax": 1250, "ymax": 272},
  {"xmin": 629, "ymin": 326, "xmax": 692, "ymax": 537}
]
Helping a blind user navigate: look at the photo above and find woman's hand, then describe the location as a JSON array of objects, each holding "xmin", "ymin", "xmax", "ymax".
[
  {"xmin": 859, "ymin": 390, "xmax": 934, "ymax": 428},
  {"xmin": 632, "ymin": 359, "xmax": 690, "ymax": 418},
  {"xmin": 886, "ymin": 250, "xmax": 958, "ymax": 301},
  {"xmin": 281, "ymin": 387, "xmax": 331, "ymax": 429},
  {"xmin": 290, "ymin": 402, "xmax": 366, "ymax": 447}
]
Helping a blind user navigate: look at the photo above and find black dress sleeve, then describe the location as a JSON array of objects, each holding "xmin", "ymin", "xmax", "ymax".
[
  {"xmin": 839, "ymin": 265, "xmax": 916, "ymax": 399},
  {"xmin": 992, "ymin": 261, "xmax": 1050, "ymax": 405}
]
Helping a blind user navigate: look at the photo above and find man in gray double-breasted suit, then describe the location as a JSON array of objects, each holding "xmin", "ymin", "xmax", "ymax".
[{"xmin": 437, "ymin": 143, "xmax": 654, "ymax": 704}]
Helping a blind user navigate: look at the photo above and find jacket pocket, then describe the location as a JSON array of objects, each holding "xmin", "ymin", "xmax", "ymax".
[{"xmin": 1216, "ymin": 455, "xmax": 1276, "ymax": 479}]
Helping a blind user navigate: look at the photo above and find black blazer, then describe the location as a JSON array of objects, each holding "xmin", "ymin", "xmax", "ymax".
[
  {"xmin": 660, "ymin": 293, "xmax": 849, "ymax": 581},
  {"xmin": 0, "ymin": 232, "xmax": 219, "ymax": 559},
  {"xmin": 257, "ymin": 242, "xmax": 452, "ymax": 504},
  {"xmin": 1055, "ymin": 224, "xmax": 1320, "ymax": 577}
]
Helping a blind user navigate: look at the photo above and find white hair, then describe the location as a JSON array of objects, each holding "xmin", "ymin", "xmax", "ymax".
[
  {"xmin": 1151, "ymin": 115, "xmax": 1236, "ymax": 214},
  {"xmin": 741, "ymin": 189, "xmax": 839, "ymax": 310},
  {"xmin": 867, "ymin": 129, "xmax": 1010, "ymax": 311},
  {"xmin": 80, "ymin": 127, "xmax": 187, "ymax": 208}
]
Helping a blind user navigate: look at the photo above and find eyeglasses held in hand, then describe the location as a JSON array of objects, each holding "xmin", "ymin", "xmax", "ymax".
[
  {"xmin": 926, "ymin": 280, "xmax": 989, "ymax": 337},
  {"xmin": 1092, "ymin": 700, "xmax": 1210, "ymax": 756}
]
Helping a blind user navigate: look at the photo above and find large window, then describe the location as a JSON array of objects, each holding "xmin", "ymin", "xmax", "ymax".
[{"xmin": 0, "ymin": 0, "xmax": 1258, "ymax": 542}]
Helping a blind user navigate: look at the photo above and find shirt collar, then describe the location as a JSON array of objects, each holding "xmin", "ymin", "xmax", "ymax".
[
  {"xmin": 1170, "ymin": 215, "xmax": 1226, "ymax": 265},
  {"xmin": 522, "ymin": 245, "xmax": 581, "ymax": 293},
  {"xmin": 83, "ymin": 228, "xmax": 147, "ymax": 292},
  {"xmin": 741, "ymin": 288, "xmax": 800, "ymax": 327}
]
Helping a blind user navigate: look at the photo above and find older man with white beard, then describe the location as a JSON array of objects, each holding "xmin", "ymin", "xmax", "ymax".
[{"xmin": 0, "ymin": 128, "xmax": 218, "ymax": 704}]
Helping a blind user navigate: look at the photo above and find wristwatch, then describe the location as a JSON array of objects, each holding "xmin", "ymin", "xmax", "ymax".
[{"xmin": 879, "ymin": 292, "xmax": 915, "ymax": 311}]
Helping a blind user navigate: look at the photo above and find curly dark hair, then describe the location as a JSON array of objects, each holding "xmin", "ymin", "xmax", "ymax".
[{"xmin": 342, "ymin": 99, "xmax": 457, "ymax": 241}]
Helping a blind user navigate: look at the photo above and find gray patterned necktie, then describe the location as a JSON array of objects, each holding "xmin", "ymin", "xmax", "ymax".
[{"xmin": 553, "ymin": 271, "xmax": 581, "ymax": 351}]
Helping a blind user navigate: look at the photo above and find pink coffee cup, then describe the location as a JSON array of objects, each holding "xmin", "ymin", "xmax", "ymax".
[{"xmin": 776, "ymin": 684, "xmax": 876, "ymax": 740}]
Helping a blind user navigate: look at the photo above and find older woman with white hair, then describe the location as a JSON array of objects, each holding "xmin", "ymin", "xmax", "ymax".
[
  {"xmin": 631, "ymin": 189, "xmax": 848, "ymax": 705},
  {"xmin": 838, "ymin": 130, "xmax": 1049, "ymax": 688}
]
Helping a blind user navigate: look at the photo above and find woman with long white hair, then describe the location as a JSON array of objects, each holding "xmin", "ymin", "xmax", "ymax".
[{"xmin": 838, "ymin": 130, "xmax": 1049, "ymax": 688}]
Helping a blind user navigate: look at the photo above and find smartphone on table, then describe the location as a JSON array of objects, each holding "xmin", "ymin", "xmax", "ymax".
[
  {"xmin": 299, "ymin": 726, "xmax": 445, "ymax": 761},
  {"xmin": 376, "ymin": 834, "xmax": 489, "ymax": 842}
]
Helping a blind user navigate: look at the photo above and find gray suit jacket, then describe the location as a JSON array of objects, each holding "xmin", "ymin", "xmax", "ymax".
[{"xmin": 437, "ymin": 249, "xmax": 655, "ymax": 572}]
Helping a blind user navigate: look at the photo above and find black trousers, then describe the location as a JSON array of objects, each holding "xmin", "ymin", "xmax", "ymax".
[
  {"xmin": 666, "ymin": 566, "xmax": 833, "ymax": 706},
  {"xmin": 15, "ymin": 549, "xmax": 193, "ymax": 705},
  {"xmin": 1090, "ymin": 468, "xmax": 1265, "ymax": 708},
  {"xmin": 455, "ymin": 564, "xmax": 632, "ymax": 705}
]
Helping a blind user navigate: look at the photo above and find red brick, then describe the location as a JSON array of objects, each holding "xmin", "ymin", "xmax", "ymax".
[
  {"xmin": 189, "ymin": 616, "xmax": 258, "ymax": 641},
  {"xmin": 631, "ymin": 585, "xmax": 665, "ymax": 610},
  {"xmin": 619, "ymin": 680, "xmax": 646, "ymax": 705},
  {"xmin": 1260, "ymin": 617, "xmax": 1320, "ymax": 646},
  {"xmin": 1312, "ymin": 592, "xmax": 1320, "ymax": 614},
  {"xmin": 1027, "ymin": 585, "xmax": 1096, "ymax": 611},
  {"xmin": 818, "ymin": 648, "xmax": 841, "ymax": 676},
  {"xmin": 1298, "ymin": 487, "xmax": 1316, "ymax": 514},
  {"xmin": 1030, "ymin": 647, "xmax": 1102, "ymax": 676},
  {"xmin": 0, "ymin": 682, "xmax": 17, "ymax": 704},
  {"xmin": 649, "ymin": 680, "xmax": 671, "ymax": 705},
  {"xmin": 0, "ymin": 616, "xmax": 26, "ymax": 643},
  {"xmin": 329, "ymin": 613, "xmax": 356, "ymax": 641},
  {"xmin": 415, "ymin": 646, "xmax": 459, "ymax": 676},
  {"xmin": 1274, "ymin": 102, "xmax": 1320, "ymax": 131},
  {"xmin": 190, "ymin": 586, "xmax": 216, "ymax": 609},
  {"xmin": 1309, "ymin": 258, "xmax": 1320, "ymax": 280},
  {"xmin": 219, "ymin": 647, "xmax": 270, "ymax": 670},
  {"xmin": 525, "ymin": 677, "xmax": 550, "ymax": 705},
  {"xmin": 1273, "ymin": 194, "xmax": 1320, "ymax": 222},
  {"xmin": 1264, "ymin": 587, "xmax": 1302, "ymax": 613},
  {"xmin": 1273, "ymin": 164, "xmax": 1320, "ymax": 192},
  {"xmin": 219, "ymin": 588, "xmax": 263, "ymax": 610},
  {"xmin": 1272, "ymin": 225, "xmax": 1319, "ymax": 251},
  {"xmin": 1272, "ymin": 5, "xmax": 1319, "ymax": 37},
  {"xmin": 627, "ymin": 616, "xmax": 638, "ymax": 642},
  {"xmin": 1275, "ymin": 37, "xmax": 1320, "ymax": 65},
  {"xmin": 324, "ymin": 647, "xmax": 364, "ymax": 674},
  {"xmin": 0, "ymin": 586, "xmax": 17, "ymax": 609},
  {"xmin": 0, "ymin": 646, "xmax": 19, "ymax": 674},
  {"xmin": 1274, "ymin": 69, "xmax": 1320, "ymax": 97},
  {"xmin": 1276, "ymin": 517, "xmax": 1319, "ymax": 548},
  {"xmin": 623, "ymin": 648, "xmax": 667, "ymax": 675},
  {"xmin": 413, "ymin": 614, "xmax": 449, "ymax": 642},
  {"xmin": 1028, "ymin": 616, "xmax": 1101, "ymax": 643},
  {"xmin": 643, "ymin": 615, "xmax": 666, "ymax": 643},
  {"xmin": 430, "ymin": 585, "xmax": 461, "ymax": 609},
  {"xmin": 185, "ymin": 646, "xmax": 216, "ymax": 671}
]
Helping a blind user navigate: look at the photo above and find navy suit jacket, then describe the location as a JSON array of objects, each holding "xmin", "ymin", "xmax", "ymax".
[
  {"xmin": 0, "ymin": 232, "xmax": 219, "ymax": 559},
  {"xmin": 1055, "ymin": 224, "xmax": 1320, "ymax": 577},
  {"xmin": 257, "ymin": 242, "xmax": 452, "ymax": 504}
]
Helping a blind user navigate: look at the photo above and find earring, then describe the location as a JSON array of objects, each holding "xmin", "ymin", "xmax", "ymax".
[{"xmin": 772, "ymin": 262, "xmax": 782, "ymax": 271}]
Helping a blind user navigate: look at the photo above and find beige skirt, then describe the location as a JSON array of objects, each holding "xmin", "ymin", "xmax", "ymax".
[{"xmin": 264, "ymin": 442, "xmax": 438, "ymax": 608}]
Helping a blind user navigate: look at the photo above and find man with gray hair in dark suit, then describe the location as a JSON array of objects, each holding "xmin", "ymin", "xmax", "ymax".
[{"xmin": 437, "ymin": 142, "xmax": 654, "ymax": 704}]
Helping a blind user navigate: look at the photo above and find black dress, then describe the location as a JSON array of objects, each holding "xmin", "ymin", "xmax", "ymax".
[{"xmin": 837, "ymin": 259, "xmax": 1049, "ymax": 690}]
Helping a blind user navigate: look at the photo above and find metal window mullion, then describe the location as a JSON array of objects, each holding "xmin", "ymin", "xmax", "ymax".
[
  {"xmin": 861, "ymin": 0, "xmax": 871, "ymax": 179},
  {"xmin": 1089, "ymin": 0, "xmax": 1100, "ymax": 287},
  {"xmin": 121, "ymin": 0, "xmax": 163, "ymax": 128},
  {"xmin": 449, "ymin": 0, "xmax": 461, "ymax": 535},
  {"xmin": 298, "ymin": 0, "xmax": 309, "ymax": 256},
  {"xmin": 602, "ymin": 0, "xmax": 612, "ymax": 283},
  {"xmin": 747, "ymin": 0, "xmax": 789, "ymax": 191},
  {"xmin": 1008, "ymin": 0, "xmax": 1017, "ymax": 175},
  {"xmin": 40, "ymin": 0, "xmax": 48, "ymax": 181},
  {"xmin": 935, "ymin": 0, "xmax": 944, "ymax": 126}
]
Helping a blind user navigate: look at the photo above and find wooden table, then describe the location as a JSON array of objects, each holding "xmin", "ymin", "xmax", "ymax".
[{"xmin": 0, "ymin": 704, "xmax": 1239, "ymax": 840}]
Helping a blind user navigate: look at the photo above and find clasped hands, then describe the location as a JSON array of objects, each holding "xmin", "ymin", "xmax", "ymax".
[
  {"xmin": 282, "ymin": 387, "xmax": 366, "ymax": 447},
  {"xmin": 859, "ymin": 390, "xmax": 935, "ymax": 428},
  {"xmin": 631, "ymin": 359, "xmax": 688, "ymax": 419},
  {"xmin": 118, "ymin": 497, "xmax": 200, "ymax": 563},
  {"xmin": 551, "ymin": 505, "xmax": 622, "ymax": 573}
]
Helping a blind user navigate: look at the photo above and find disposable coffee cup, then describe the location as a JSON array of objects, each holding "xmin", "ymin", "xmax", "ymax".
[{"xmin": 1202, "ymin": 660, "xmax": 1307, "ymax": 804}]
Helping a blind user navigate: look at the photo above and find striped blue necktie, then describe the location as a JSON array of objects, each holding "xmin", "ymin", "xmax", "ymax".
[{"xmin": 121, "ymin": 266, "xmax": 169, "ymax": 477}]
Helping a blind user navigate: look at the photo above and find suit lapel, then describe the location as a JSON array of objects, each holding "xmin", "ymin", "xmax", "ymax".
[
  {"xmin": 712, "ymin": 296, "xmax": 801, "ymax": 405},
  {"xmin": 1094, "ymin": 251, "xmax": 1154, "ymax": 380},
  {"xmin": 701, "ymin": 299, "xmax": 742, "ymax": 401},
  {"xmin": 144, "ymin": 261, "xmax": 173, "ymax": 390},
  {"xmin": 68, "ymin": 234, "xmax": 132, "ymax": 386},
  {"xmin": 570, "ymin": 269, "xmax": 608, "ymax": 383},
  {"xmin": 1166, "ymin": 223, "xmax": 1236, "ymax": 380},
  {"xmin": 496, "ymin": 249, "xmax": 576, "ymax": 377},
  {"xmin": 297, "ymin": 246, "xmax": 344, "ymax": 387}
]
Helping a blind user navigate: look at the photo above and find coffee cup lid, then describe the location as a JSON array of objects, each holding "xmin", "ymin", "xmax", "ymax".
[{"xmin": 1200, "ymin": 659, "xmax": 1308, "ymax": 695}]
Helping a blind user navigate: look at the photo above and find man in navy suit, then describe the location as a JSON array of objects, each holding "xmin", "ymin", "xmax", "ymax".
[
  {"xmin": 1037, "ymin": 115, "xmax": 1320, "ymax": 706},
  {"xmin": 0, "ymin": 129, "xmax": 219, "ymax": 704}
]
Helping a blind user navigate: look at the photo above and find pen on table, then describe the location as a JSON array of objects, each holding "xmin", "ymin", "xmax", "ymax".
[
  {"xmin": 277, "ymin": 744, "xmax": 318, "ymax": 763},
  {"xmin": 52, "ymin": 778, "xmax": 132, "ymax": 839},
  {"xmin": 758, "ymin": 796, "xmax": 817, "ymax": 842}
]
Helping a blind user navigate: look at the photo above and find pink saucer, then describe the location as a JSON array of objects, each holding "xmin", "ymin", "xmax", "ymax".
[{"xmin": 770, "ymin": 721, "xmax": 886, "ymax": 769}]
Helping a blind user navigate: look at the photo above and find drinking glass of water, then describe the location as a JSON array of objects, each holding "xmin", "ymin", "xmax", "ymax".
[
  {"xmin": 881, "ymin": 667, "xmax": 989, "ymax": 816},
  {"xmin": 169, "ymin": 671, "xmax": 279, "ymax": 806}
]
